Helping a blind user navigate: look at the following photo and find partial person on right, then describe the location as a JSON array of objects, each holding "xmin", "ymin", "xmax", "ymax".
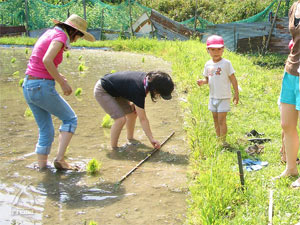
[{"xmin": 276, "ymin": 0, "xmax": 300, "ymax": 188}]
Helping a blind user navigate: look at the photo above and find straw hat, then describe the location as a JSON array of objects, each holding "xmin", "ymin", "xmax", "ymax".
[{"xmin": 52, "ymin": 14, "xmax": 95, "ymax": 42}]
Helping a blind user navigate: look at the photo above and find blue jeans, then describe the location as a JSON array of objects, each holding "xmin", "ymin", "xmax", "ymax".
[{"xmin": 22, "ymin": 76, "xmax": 77, "ymax": 155}]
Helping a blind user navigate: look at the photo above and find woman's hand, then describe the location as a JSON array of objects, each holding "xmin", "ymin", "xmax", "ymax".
[
  {"xmin": 59, "ymin": 75, "xmax": 72, "ymax": 96},
  {"xmin": 150, "ymin": 139, "xmax": 161, "ymax": 149}
]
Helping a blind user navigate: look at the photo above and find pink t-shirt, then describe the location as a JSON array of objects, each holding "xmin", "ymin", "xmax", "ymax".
[{"xmin": 25, "ymin": 28, "xmax": 68, "ymax": 79}]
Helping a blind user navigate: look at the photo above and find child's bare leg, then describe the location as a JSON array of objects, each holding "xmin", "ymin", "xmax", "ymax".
[
  {"xmin": 279, "ymin": 104, "xmax": 299, "ymax": 177},
  {"xmin": 126, "ymin": 112, "xmax": 137, "ymax": 141},
  {"xmin": 111, "ymin": 117, "xmax": 126, "ymax": 148},
  {"xmin": 212, "ymin": 112, "xmax": 220, "ymax": 137},
  {"xmin": 218, "ymin": 112, "xmax": 228, "ymax": 144}
]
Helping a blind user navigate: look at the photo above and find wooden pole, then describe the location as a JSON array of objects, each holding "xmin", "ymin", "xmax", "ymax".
[
  {"xmin": 24, "ymin": 0, "xmax": 29, "ymax": 36},
  {"xmin": 100, "ymin": 8, "xmax": 104, "ymax": 40},
  {"xmin": 268, "ymin": 190, "xmax": 274, "ymax": 225},
  {"xmin": 234, "ymin": 25, "xmax": 237, "ymax": 51},
  {"xmin": 129, "ymin": 0, "xmax": 134, "ymax": 37},
  {"xmin": 83, "ymin": 0, "xmax": 86, "ymax": 20},
  {"xmin": 237, "ymin": 151, "xmax": 245, "ymax": 188},
  {"xmin": 265, "ymin": 0, "xmax": 283, "ymax": 53},
  {"xmin": 116, "ymin": 131, "xmax": 175, "ymax": 186},
  {"xmin": 194, "ymin": 0, "xmax": 198, "ymax": 32},
  {"xmin": 285, "ymin": 0, "xmax": 290, "ymax": 17}
]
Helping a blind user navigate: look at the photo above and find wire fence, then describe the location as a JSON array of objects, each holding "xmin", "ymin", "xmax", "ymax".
[{"xmin": 0, "ymin": 0, "xmax": 291, "ymax": 37}]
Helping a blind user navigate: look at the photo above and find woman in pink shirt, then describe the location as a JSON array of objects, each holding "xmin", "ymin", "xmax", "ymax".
[{"xmin": 22, "ymin": 14, "xmax": 95, "ymax": 170}]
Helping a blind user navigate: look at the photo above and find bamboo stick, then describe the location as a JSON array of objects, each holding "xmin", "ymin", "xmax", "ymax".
[{"xmin": 115, "ymin": 131, "xmax": 175, "ymax": 186}]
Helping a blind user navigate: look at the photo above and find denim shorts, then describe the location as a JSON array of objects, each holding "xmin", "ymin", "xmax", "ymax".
[
  {"xmin": 279, "ymin": 72, "xmax": 300, "ymax": 111},
  {"xmin": 208, "ymin": 98, "xmax": 231, "ymax": 113},
  {"xmin": 22, "ymin": 76, "xmax": 77, "ymax": 155},
  {"xmin": 94, "ymin": 80, "xmax": 133, "ymax": 119}
]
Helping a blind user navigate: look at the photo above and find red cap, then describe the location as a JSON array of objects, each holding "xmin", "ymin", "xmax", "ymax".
[
  {"xmin": 289, "ymin": 39, "xmax": 294, "ymax": 50},
  {"xmin": 206, "ymin": 35, "xmax": 224, "ymax": 48}
]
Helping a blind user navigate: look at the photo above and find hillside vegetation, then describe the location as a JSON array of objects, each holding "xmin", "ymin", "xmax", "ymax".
[{"xmin": 138, "ymin": 0, "xmax": 277, "ymax": 23}]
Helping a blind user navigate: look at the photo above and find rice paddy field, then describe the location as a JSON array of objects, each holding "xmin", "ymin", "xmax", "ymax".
[{"xmin": 0, "ymin": 37, "xmax": 300, "ymax": 224}]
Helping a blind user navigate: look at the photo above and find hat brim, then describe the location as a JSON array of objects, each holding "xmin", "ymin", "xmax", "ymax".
[
  {"xmin": 52, "ymin": 19, "xmax": 95, "ymax": 42},
  {"xmin": 207, "ymin": 44, "xmax": 224, "ymax": 48},
  {"xmin": 161, "ymin": 94, "xmax": 172, "ymax": 100}
]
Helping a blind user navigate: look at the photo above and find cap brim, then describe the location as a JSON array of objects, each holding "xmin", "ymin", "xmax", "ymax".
[
  {"xmin": 207, "ymin": 44, "xmax": 224, "ymax": 48},
  {"xmin": 51, "ymin": 19, "xmax": 95, "ymax": 42},
  {"xmin": 161, "ymin": 94, "xmax": 172, "ymax": 100}
]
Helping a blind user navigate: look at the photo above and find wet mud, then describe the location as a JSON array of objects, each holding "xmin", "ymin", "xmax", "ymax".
[{"xmin": 0, "ymin": 47, "xmax": 188, "ymax": 225}]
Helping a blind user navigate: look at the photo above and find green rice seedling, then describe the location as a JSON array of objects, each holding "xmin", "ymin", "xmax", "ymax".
[
  {"xmin": 78, "ymin": 63, "xmax": 86, "ymax": 72},
  {"xmin": 142, "ymin": 57, "xmax": 145, "ymax": 63},
  {"xmin": 86, "ymin": 158, "xmax": 102, "ymax": 175},
  {"xmin": 101, "ymin": 114, "xmax": 113, "ymax": 128},
  {"xmin": 75, "ymin": 88, "xmax": 82, "ymax": 96},
  {"xmin": 19, "ymin": 78, "xmax": 24, "ymax": 87},
  {"xmin": 24, "ymin": 107, "xmax": 33, "ymax": 117},
  {"xmin": 12, "ymin": 71, "xmax": 19, "ymax": 78},
  {"xmin": 25, "ymin": 48, "xmax": 29, "ymax": 54},
  {"xmin": 78, "ymin": 55, "xmax": 82, "ymax": 60},
  {"xmin": 110, "ymin": 69, "xmax": 116, "ymax": 74},
  {"xmin": 66, "ymin": 52, "xmax": 70, "ymax": 58},
  {"xmin": 88, "ymin": 221, "xmax": 98, "ymax": 225},
  {"xmin": 11, "ymin": 57, "xmax": 16, "ymax": 63}
]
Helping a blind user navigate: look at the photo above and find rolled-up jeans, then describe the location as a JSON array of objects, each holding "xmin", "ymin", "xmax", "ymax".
[{"xmin": 22, "ymin": 75, "xmax": 77, "ymax": 155}]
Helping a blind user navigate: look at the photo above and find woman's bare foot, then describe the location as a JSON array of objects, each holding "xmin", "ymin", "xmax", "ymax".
[
  {"xmin": 54, "ymin": 159, "xmax": 74, "ymax": 170},
  {"xmin": 273, "ymin": 168, "xmax": 299, "ymax": 180}
]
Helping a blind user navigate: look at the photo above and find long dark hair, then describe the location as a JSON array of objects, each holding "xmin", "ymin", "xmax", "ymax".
[
  {"xmin": 56, "ymin": 24, "xmax": 84, "ymax": 42},
  {"xmin": 147, "ymin": 71, "xmax": 174, "ymax": 102}
]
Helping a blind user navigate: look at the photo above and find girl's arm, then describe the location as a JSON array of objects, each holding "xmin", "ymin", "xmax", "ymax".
[
  {"xmin": 197, "ymin": 77, "xmax": 208, "ymax": 86},
  {"xmin": 229, "ymin": 73, "xmax": 239, "ymax": 104},
  {"xmin": 135, "ymin": 105, "xmax": 161, "ymax": 149},
  {"xmin": 43, "ymin": 41, "xmax": 72, "ymax": 96}
]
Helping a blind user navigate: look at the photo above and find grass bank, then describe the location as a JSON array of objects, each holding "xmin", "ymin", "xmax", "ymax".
[{"xmin": 1, "ymin": 37, "xmax": 299, "ymax": 224}]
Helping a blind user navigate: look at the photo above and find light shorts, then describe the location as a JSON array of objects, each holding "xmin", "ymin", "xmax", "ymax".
[
  {"xmin": 94, "ymin": 80, "xmax": 134, "ymax": 119},
  {"xmin": 208, "ymin": 98, "xmax": 231, "ymax": 113},
  {"xmin": 279, "ymin": 71, "xmax": 300, "ymax": 111}
]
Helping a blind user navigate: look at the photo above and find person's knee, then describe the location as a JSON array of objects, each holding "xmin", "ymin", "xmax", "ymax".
[
  {"xmin": 115, "ymin": 116, "xmax": 126, "ymax": 126},
  {"xmin": 60, "ymin": 115, "xmax": 78, "ymax": 133},
  {"xmin": 281, "ymin": 121, "xmax": 296, "ymax": 133},
  {"xmin": 218, "ymin": 115, "xmax": 227, "ymax": 126},
  {"xmin": 127, "ymin": 112, "xmax": 137, "ymax": 120}
]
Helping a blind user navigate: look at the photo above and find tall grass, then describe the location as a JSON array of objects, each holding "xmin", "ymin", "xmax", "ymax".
[{"xmin": 2, "ymin": 37, "xmax": 299, "ymax": 224}]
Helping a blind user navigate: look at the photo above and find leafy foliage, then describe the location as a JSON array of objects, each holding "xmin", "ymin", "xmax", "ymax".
[
  {"xmin": 86, "ymin": 158, "xmax": 102, "ymax": 175},
  {"xmin": 139, "ymin": 0, "xmax": 277, "ymax": 23},
  {"xmin": 101, "ymin": 114, "xmax": 113, "ymax": 128},
  {"xmin": 75, "ymin": 87, "xmax": 82, "ymax": 96}
]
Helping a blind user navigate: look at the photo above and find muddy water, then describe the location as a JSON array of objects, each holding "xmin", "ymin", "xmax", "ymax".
[{"xmin": 0, "ymin": 47, "xmax": 188, "ymax": 225}]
